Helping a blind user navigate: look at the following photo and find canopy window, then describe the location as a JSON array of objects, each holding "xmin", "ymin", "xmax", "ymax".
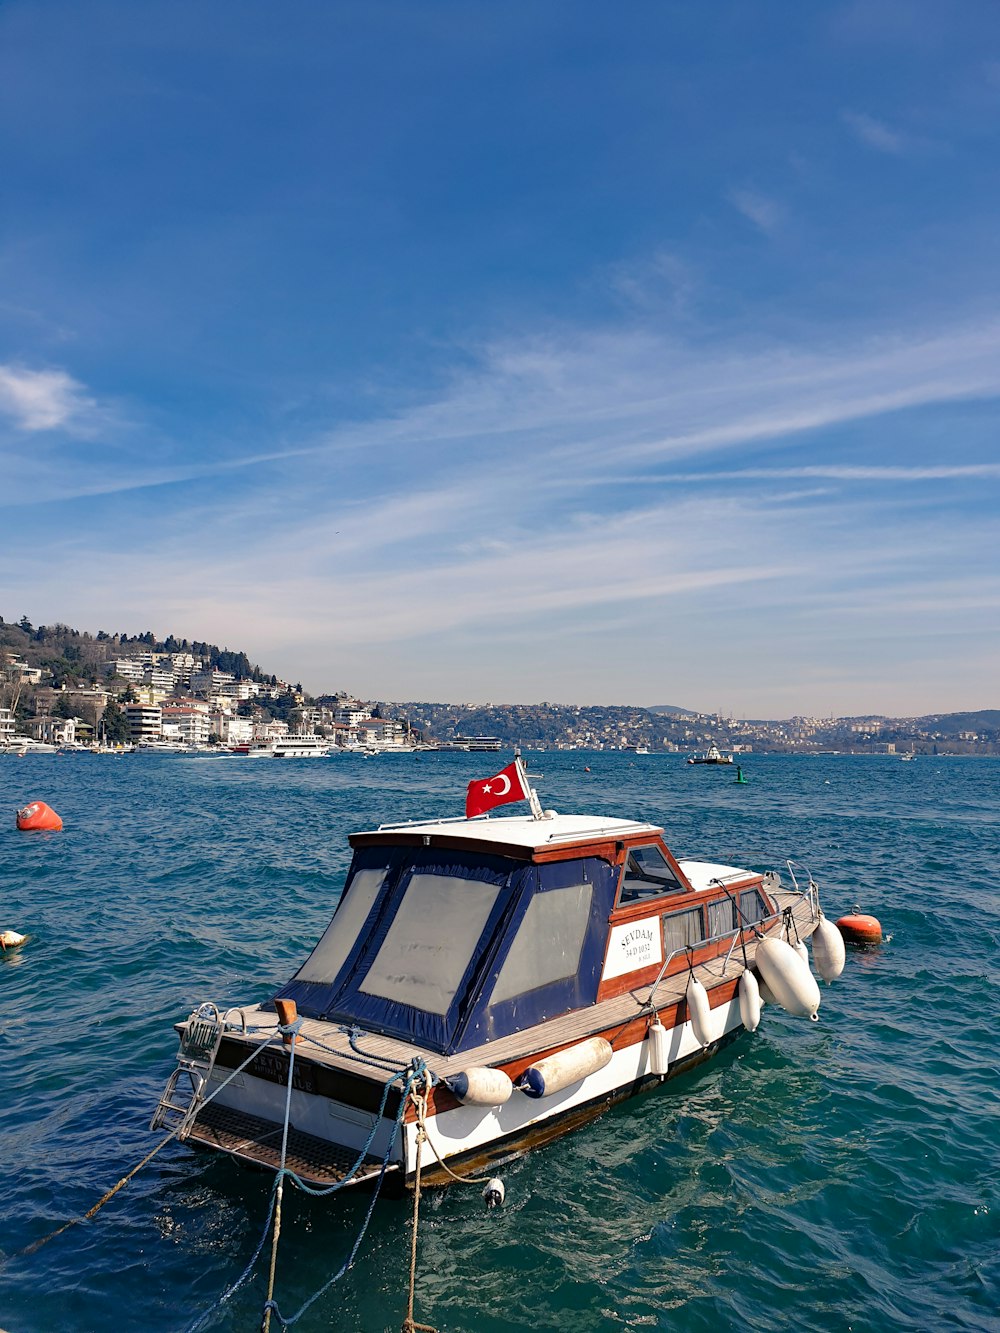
[
  {"xmin": 296, "ymin": 865, "xmax": 391, "ymax": 986},
  {"xmin": 359, "ymin": 873, "xmax": 504, "ymax": 1016}
]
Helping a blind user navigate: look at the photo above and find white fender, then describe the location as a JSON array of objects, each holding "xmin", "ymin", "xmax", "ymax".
[
  {"xmin": 686, "ymin": 975, "xmax": 713, "ymax": 1046},
  {"xmin": 447, "ymin": 1067, "xmax": 514, "ymax": 1106},
  {"xmin": 738, "ymin": 969, "xmax": 761, "ymax": 1032},
  {"xmin": 793, "ymin": 940, "xmax": 809, "ymax": 965},
  {"xmin": 518, "ymin": 1037, "xmax": 613, "ymax": 1099},
  {"xmin": 755, "ymin": 937, "xmax": 821, "ymax": 1021},
  {"xmin": 811, "ymin": 914, "xmax": 846, "ymax": 982},
  {"xmin": 647, "ymin": 1019, "xmax": 670, "ymax": 1076}
]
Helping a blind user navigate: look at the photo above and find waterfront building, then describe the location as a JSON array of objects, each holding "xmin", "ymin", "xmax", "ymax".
[
  {"xmin": 27, "ymin": 715, "xmax": 78, "ymax": 746},
  {"xmin": 126, "ymin": 703, "xmax": 162, "ymax": 742},
  {"xmin": 160, "ymin": 706, "xmax": 211, "ymax": 747}
]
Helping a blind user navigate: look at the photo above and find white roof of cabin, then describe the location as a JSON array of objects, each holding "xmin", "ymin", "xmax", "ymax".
[
  {"xmin": 368, "ymin": 811, "xmax": 662, "ymax": 851},
  {"xmin": 677, "ymin": 858, "xmax": 754, "ymax": 890}
]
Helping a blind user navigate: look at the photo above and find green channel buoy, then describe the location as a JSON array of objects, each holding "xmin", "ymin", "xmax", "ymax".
[{"xmin": 734, "ymin": 765, "xmax": 749, "ymax": 784}]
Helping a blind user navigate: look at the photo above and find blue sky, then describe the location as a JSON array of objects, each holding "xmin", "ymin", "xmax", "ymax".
[{"xmin": 2, "ymin": 1, "xmax": 999, "ymax": 716}]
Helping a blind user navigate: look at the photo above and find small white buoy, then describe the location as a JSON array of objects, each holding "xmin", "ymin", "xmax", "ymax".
[
  {"xmin": 811, "ymin": 914, "xmax": 847, "ymax": 981},
  {"xmin": 1, "ymin": 930, "xmax": 27, "ymax": 949},
  {"xmin": 755, "ymin": 937, "xmax": 821, "ymax": 1021},
  {"xmin": 686, "ymin": 975, "xmax": 713, "ymax": 1047},
  {"xmin": 483, "ymin": 1178, "xmax": 505, "ymax": 1208},
  {"xmin": 738, "ymin": 969, "xmax": 761, "ymax": 1032}
]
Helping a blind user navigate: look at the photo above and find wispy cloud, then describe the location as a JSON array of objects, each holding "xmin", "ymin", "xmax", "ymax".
[
  {"xmin": 728, "ymin": 186, "xmax": 784, "ymax": 234},
  {"xmin": 842, "ymin": 109, "xmax": 907, "ymax": 154},
  {"xmin": 617, "ymin": 464, "xmax": 1000, "ymax": 484},
  {"xmin": 0, "ymin": 363, "xmax": 99, "ymax": 432}
]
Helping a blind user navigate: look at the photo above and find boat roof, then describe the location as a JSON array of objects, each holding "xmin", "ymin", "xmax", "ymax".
[{"xmin": 349, "ymin": 810, "xmax": 664, "ymax": 860}]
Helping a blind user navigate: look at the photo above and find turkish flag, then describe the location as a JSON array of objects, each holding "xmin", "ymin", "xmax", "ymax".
[{"xmin": 465, "ymin": 760, "xmax": 530, "ymax": 818}]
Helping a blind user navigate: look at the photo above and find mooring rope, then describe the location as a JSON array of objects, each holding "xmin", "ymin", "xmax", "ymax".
[
  {"xmin": 261, "ymin": 1025, "xmax": 300, "ymax": 1333},
  {"xmin": 401, "ymin": 1080, "xmax": 438, "ymax": 1333},
  {"xmin": 256, "ymin": 1059, "xmax": 427, "ymax": 1332},
  {"xmin": 14, "ymin": 1025, "xmax": 287, "ymax": 1260}
]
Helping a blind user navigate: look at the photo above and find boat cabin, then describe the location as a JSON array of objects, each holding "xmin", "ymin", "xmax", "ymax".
[{"xmin": 274, "ymin": 813, "xmax": 773, "ymax": 1057}]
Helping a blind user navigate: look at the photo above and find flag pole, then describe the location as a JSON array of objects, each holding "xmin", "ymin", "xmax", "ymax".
[{"xmin": 514, "ymin": 747, "xmax": 545, "ymax": 820}]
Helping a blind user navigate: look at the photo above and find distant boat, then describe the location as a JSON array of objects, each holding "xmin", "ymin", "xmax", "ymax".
[
  {"xmin": 635, "ymin": 746, "xmax": 650, "ymax": 756},
  {"xmin": 1, "ymin": 737, "xmax": 59, "ymax": 754},
  {"xmin": 686, "ymin": 743, "xmax": 734, "ymax": 766},
  {"xmin": 260, "ymin": 735, "xmax": 330, "ymax": 759}
]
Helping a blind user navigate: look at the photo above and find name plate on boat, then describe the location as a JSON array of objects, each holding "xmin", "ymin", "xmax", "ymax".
[{"xmin": 602, "ymin": 917, "xmax": 662, "ymax": 980}]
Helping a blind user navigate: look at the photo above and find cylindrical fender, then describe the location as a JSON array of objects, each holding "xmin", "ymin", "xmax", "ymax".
[
  {"xmin": 518, "ymin": 1037, "xmax": 613, "ymax": 1100},
  {"xmin": 755, "ymin": 937, "xmax": 821, "ymax": 1020},
  {"xmin": 738, "ymin": 969, "xmax": 761, "ymax": 1032},
  {"xmin": 447, "ymin": 1067, "xmax": 514, "ymax": 1106}
]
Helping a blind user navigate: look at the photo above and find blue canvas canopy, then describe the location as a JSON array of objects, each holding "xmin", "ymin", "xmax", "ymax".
[{"xmin": 273, "ymin": 844, "xmax": 619, "ymax": 1054}]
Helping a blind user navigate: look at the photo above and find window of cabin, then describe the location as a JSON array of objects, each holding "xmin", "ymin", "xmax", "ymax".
[
  {"xmin": 295, "ymin": 864, "xmax": 392, "ymax": 985},
  {"xmin": 618, "ymin": 843, "xmax": 684, "ymax": 904},
  {"xmin": 662, "ymin": 906, "xmax": 706, "ymax": 955},
  {"xmin": 707, "ymin": 897, "xmax": 737, "ymax": 940},
  {"xmin": 740, "ymin": 888, "xmax": 768, "ymax": 926},
  {"xmin": 358, "ymin": 872, "xmax": 503, "ymax": 1015},
  {"xmin": 490, "ymin": 881, "xmax": 593, "ymax": 1004}
]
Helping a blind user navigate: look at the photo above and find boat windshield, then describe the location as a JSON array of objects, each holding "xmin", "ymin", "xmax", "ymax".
[{"xmin": 618, "ymin": 844, "xmax": 684, "ymax": 904}]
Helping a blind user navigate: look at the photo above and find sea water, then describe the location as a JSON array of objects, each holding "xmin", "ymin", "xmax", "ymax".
[{"xmin": 0, "ymin": 751, "xmax": 997, "ymax": 1332}]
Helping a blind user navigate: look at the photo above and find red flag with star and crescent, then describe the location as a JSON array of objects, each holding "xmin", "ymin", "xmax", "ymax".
[{"xmin": 465, "ymin": 759, "xmax": 530, "ymax": 818}]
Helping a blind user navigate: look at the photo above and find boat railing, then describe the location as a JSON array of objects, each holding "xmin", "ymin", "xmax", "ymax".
[
  {"xmin": 785, "ymin": 860, "xmax": 821, "ymax": 917},
  {"xmin": 645, "ymin": 904, "xmax": 787, "ymax": 1012}
]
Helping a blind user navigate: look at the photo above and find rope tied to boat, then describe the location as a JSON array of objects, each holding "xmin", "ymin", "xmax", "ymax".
[
  {"xmin": 402, "ymin": 1076, "xmax": 439, "ymax": 1333},
  {"xmin": 186, "ymin": 1054, "xmax": 429, "ymax": 1332},
  {"xmin": 14, "ymin": 1023, "xmax": 289, "ymax": 1261}
]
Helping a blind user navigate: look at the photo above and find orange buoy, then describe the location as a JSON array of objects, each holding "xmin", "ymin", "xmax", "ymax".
[
  {"xmin": 836, "ymin": 911, "xmax": 882, "ymax": 947},
  {"xmin": 16, "ymin": 801, "xmax": 63, "ymax": 832}
]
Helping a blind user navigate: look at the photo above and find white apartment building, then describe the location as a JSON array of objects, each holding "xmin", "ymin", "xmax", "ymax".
[
  {"xmin": 0, "ymin": 707, "xmax": 14, "ymax": 743},
  {"xmin": 336, "ymin": 703, "xmax": 372, "ymax": 727},
  {"xmin": 161, "ymin": 706, "xmax": 211, "ymax": 746},
  {"xmin": 213, "ymin": 713, "xmax": 253, "ymax": 744},
  {"xmin": 126, "ymin": 703, "xmax": 162, "ymax": 741},
  {"xmin": 144, "ymin": 667, "xmax": 177, "ymax": 691},
  {"xmin": 191, "ymin": 668, "xmax": 235, "ymax": 694},
  {"xmin": 112, "ymin": 658, "xmax": 146, "ymax": 682}
]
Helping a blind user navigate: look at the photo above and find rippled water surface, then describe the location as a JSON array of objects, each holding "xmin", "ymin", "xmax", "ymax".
[{"xmin": 1, "ymin": 751, "xmax": 998, "ymax": 1332}]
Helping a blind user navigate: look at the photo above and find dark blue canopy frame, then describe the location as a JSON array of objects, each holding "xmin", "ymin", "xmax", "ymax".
[{"xmin": 274, "ymin": 845, "xmax": 620, "ymax": 1055}]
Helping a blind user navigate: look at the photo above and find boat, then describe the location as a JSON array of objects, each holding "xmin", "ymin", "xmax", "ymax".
[
  {"xmin": 1, "ymin": 737, "xmax": 59, "ymax": 754},
  {"xmin": 253, "ymin": 735, "xmax": 330, "ymax": 758},
  {"xmin": 686, "ymin": 743, "xmax": 734, "ymax": 765},
  {"xmin": 635, "ymin": 746, "xmax": 650, "ymax": 755},
  {"xmin": 152, "ymin": 758, "xmax": 840, "ymax": 1194}
]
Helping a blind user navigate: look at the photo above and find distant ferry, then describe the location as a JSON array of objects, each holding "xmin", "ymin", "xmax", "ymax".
[
  {"xmin": 452, "ymin": 735, "xmax": 503, "ymax": 751},
  {"xmin": 686, "ymin": 743, "xmax": 734, "ymax": 766},
  {"xmin": 231, "ymin": 735, "xmax": 330, "ymax": 758},
  {"xmin": 261, "ymin": 735, "xmax": 330, "ymax": 759}
]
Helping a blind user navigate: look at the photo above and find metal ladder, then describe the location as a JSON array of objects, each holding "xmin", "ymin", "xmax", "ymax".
[{"xmin": 150, "ymin": 1003, "xmax": 241, "ymax": 1139}]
